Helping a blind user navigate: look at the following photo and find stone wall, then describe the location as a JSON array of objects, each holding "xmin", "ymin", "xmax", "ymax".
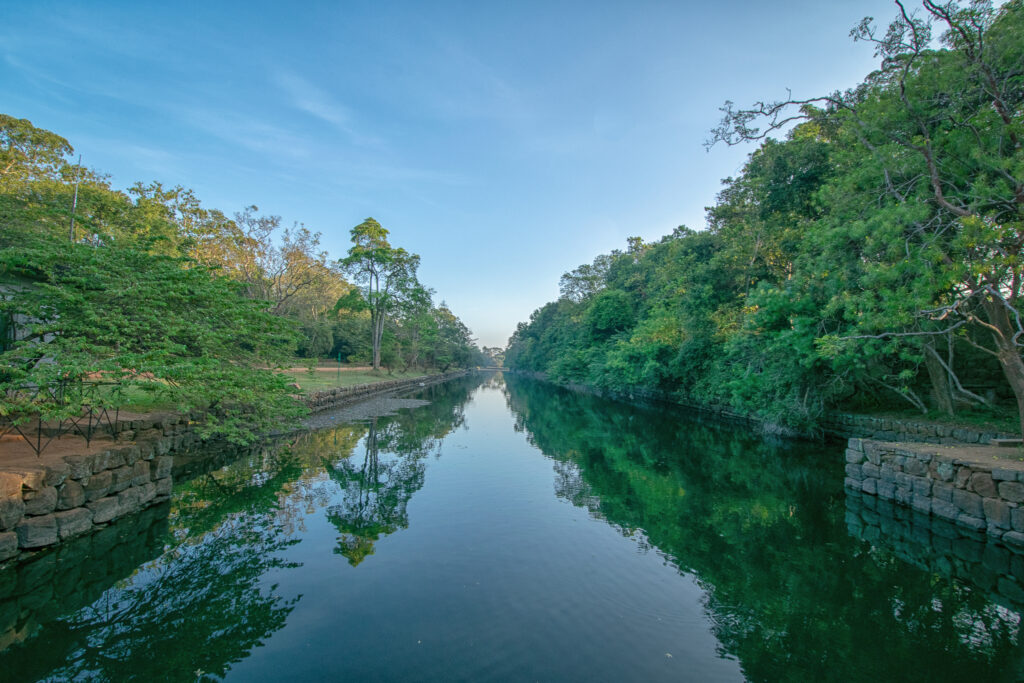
[
  {"xmin": 0, "ymin": 372, "xmax": 472, "ymax": 566},
  {"xmin": 825, "ymin": 413, "xmax": 1015, "ymax": 445},
  {"xmin": 305, "ymin": 370, "xmax": 467, "ymax": 413},
  {"xmin": 846, "ymin": 490, "xmax": 1024, "ymax": 609},
  {"xmin": 845, "ymin": 438, "xmax": 1024, "ymax": 545},
  {"xmin": 0, "ymin": 414, "xmax": 191, "ymax": 564},
  {"xmin": 0, "ymin": 502, "xmax": 169, "ymax": 652}
]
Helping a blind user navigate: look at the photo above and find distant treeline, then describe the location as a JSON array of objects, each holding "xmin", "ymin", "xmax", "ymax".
[{"xmin": 507, "ymin": 1, "xmax": 1023, "ymax": 434}]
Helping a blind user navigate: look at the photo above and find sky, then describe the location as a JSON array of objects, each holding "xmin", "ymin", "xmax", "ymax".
[{"xmin": 2, "ymin": 0, "xmax": 904, "ymax": 347}]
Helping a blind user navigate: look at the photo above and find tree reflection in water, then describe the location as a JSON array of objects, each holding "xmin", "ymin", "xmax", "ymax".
[
  {"xmin": 323, "ymin": 377, "xmax": 473, "ymax": 566},
  {"xmin": 0, "ymin": 374, "xmax": 484, "ymax": 682},
  {"xmin": 503, "ymin": 375, "xmax": 1024, "ymax": 683}
]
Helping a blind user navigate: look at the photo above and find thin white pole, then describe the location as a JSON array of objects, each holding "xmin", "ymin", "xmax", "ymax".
[{"xmin": 69, "ymin": 154, "xmax": 82, "ymax": 242}]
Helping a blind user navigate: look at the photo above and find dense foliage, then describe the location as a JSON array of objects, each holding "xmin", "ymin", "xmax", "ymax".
[
  {"xmin": 507, "ymin": 0, "xmax": 1023, "ymax": 433},
  {"xmin": 1, "ymin": 115, "xmax": 484, "ymax": 440}
]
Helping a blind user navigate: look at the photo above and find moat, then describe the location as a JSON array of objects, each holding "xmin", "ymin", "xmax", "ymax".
[{"xmin": 1, "ymin": 373, "xmax": 1022, "ymax": 681}]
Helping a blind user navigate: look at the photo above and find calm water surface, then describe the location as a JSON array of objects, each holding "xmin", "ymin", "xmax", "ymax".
[{"xmin": 2, "ymin": 373, "xmax": 1023, "ymax": 681}]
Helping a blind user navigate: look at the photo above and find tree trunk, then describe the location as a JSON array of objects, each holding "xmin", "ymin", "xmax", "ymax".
[
  {"xmin": 982, "ymin": 298, "xmax": 1024, "ymax": 437},
  {"xmin": 923, "ymin": 340, "xmax": 955, "ymax": 416}
]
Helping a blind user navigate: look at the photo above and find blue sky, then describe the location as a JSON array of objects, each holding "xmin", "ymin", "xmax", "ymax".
[{"xmin": 3, "ymin": 0, "xmax": 901, "ymax": 347}]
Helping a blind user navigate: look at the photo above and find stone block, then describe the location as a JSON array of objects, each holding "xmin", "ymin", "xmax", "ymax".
[
  {"xmin": 139, "ymin": 482, "xmax": 156, "ymax": 506},
  {"xmin": 904, "ymin": 459, "xmax": 927, "ymax": 477},
  {"xmin": 87, "ymin": 496, "xmax": 120, "ymax": 524},
  {"xmin": 123, "ymin": 446, "xmax": 142, "ymax": 464},
  {"xmin": 89, "ymin": 450, "xmax": 111, "ymax": 473},
  {"xmin": 155, "ymin": 477, "xmax": 172, "ymax": 497},
  {"xmin": 14, "ymin": 515, "xmax": 57, "ymax": 548},
  {"xmin": 63, "ymin": 455, "xmax": 92, "ymax": 480},
  {"xmin": 895, "ymin": 487, "xmax": 913, "ymax": 505},
  {"xmin": 155, "ymin": 437, "xmax": 172, "ymax": 456},
  {"xmin": 954, "ymin": 467, "xmax": 972, "ymax": 489},
  {"xmin": 970, "ymin": 472, "xmax": 997, "ymax": 498},
  {"xmin": 956, "ymin": 514, "xmax": 987, "ymax": 532},
  {"xmin": 845, "ymin": 463, "xmax": 864, "ymax": 481},
  {"xmin": 861, "ymin": 479, "xmax": 877, "ymax": 495},
  {"xmin": 912, "ymin": 478, "xmax": 932, "ymax": 496},
  {"xmin": 1013, "ymin": 507, "xmax": 1024, "ymax": 532},
  {"xmin": 83, "ymin": 470, "xmax": 112, "ymax": 502},
  {"xmin": 0, "ymin": 532, "xmax": 17, "ymax": 561},
  {"xmin": 1003, "ymin": 531, "xmax": 1024, "ymax": 553},
  {"xmin": 54, "ymin": 508, "xmax": 92, "ymax": 540},
  {"xmin": 109, "ymin": 466, "xmax": 133, "ymax": 494},
  {"xmin": 154, "ymin": 456, "xmax": 173, "ymax": 480},
  {"xmin": 864, "ymin": 442, "xmax": 885, "ymax": 465},
  {"xmin": 880, "ymin": 465, "xmax": 896, "ymax": 483},
  {"xmin": 932, "ymin": 482, "xmax": 953, "ymax": 503},
  {"xmin": 895, "ymin": 472, "xmax": 913, "ymax": 488},
  {"xmin": 999, "ymin": 481, "xmax": 1024, "ymax": 504},
  {"xmin": 932, "ymin": 499, "xmax": 959, "ymax": 521},
  {"xmin": 23, "ymin": 487, "xmax": 58, "ymax": 516},
  {"xmin": 844, "ymin": 477, "xmax": 859, "ymax": 490},
  {"xmin": 935, "ymin": 461, "xmax": 955, "ymax": 482},
  {"xmin": 953, "ymin": 488, "xmax": 984, "ymax": 517},
  {"xmin": 876, "ymin": 480, "xmax": 895, "ymax": 500},
  {"xmin": 117, "ymin": 487, "xmax": 143, "ymax": 516},
  {"xmin": 8, "ymin": 468, "xmax": 47, "ymax": 491},
  {"xmin": 131, "ymin": 461, "xmax": 151, "ymax": 487},
  {"xmin": 42, "ymin": 463, "xmax": 69, "ymax": 488},
  {"xmin": 993, "ymin": 468, "xmax": 1018, "ymax": 481},
  {"xmin": 57, "ymin": 480, "xmax": 85, "ymax": 510},
  {"xmin": 862, "ymin": 462, "xmax": 881, "ymax": 479},
  {"xmin": 911, "ymin": 494, "xmax": 931, "ymax": 515},
  {"xmin": 0, "ymin": 496, "xmax": 25, "ymax": 531},
  {"xmin": 848, "ymin": 438, "xmax": 865, "ymax": 453},
  {"xmin": 0, "ymin": 473, "xmax": 21, "ymax": 499},
  {"xmin": 984, "ymin": 497, "xmax": 1011, "ymax": 529}
]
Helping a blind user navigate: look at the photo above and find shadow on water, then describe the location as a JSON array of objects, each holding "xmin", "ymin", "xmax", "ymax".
[
  {"xmin": 502, "ymin": 375, "xmax": 1024, "ymax": 683},
  {"xmin": 0, "ymin": 373, "xmax": 485, "ymax": 682}
]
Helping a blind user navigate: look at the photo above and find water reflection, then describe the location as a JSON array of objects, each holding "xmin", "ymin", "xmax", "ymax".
[
  {"xmin": 0, "ymin": 373, "xmax": 483, "ymax": 681},
  {"xmin": 502, "ymin": 375, "xmax": 1024, "ymax": 682}
]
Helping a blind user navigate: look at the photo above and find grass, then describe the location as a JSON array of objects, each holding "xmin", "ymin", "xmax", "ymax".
[
  {"xmin": 72, "ymin": 364, "xmax": 442, "ymax": 413},
  {"xmin": 281, "ymin": 368, "xmax": 436, "ymax": 395},
  {"xmin": 837, "ymin": 402, "xmax": 1019, "ymax": 435}
]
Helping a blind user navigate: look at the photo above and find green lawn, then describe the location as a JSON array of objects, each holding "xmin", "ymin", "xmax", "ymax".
[
  {"xmin": 96, "ymin": 366, "xmax": 436, "ymax": 413},
  {"xmin": 281, "ymin": 368, "xmax": 436, "ymax": 394}
]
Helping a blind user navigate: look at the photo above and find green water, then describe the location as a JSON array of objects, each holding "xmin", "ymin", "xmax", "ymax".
[{"xmin": 1, "ymin": 373, "xmax": 1022, "ymax": 681}]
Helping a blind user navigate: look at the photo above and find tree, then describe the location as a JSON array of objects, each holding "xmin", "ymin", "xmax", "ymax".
[
  {"xmin": 0, "ymin": 237, "xmax": 305, "ymax": 443},
  {"xmin": 340, "ymin": 218, "xmax": 421, "ymax": 370},
  {"xmin": 710, "ymin": 0, "xmax": 1024, "ymax": 433},
  {"xmin": 0, "ymin": 114, "xmax": 72, "ymax": 188}
]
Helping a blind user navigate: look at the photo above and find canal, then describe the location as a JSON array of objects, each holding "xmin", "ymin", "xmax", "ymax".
[{"xmin": 1, "ymin": 372, "xmax": 1022, "ymax": 681}]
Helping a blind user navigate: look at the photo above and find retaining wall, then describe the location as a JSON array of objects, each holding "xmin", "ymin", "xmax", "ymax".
[
  {"xmin": 305, "ymin": 370, "xmax": 467, "ymax": 413},
  {"xmin": 0, "ymin": 414, "xmax": 194, "ymax": 563},
  {"xmin": 825, "ymin": 413, "xmax": 1015, "ymax": 445},
  {"xmin": 845, "ymin": 437, "xmax": 1024, "ymax": 545},
  {"xmin": 846, "ymin": 490, "xmax": 1024, "ymax": 609},
  {"xmin": 0, "ymin": 370, "xmax": 470, "ymax": 565}
]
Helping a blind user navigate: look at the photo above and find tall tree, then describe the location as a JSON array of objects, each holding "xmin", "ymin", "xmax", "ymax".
[
  {"xmin": 340, "ymin": 218, "xmax": 421, "ymax": 370},
  {"xmin": 710, "ymin": 0, "xmax": 1024, "ymax": 432}
]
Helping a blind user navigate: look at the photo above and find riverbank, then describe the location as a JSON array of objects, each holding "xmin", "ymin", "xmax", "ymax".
[
  {"xmin": 845, "ymin": 437, "xmax": 1024, "ymax": 546},
  {"xmin": 506, "ymin": 370, "xmax": 1018, "ymax": 445},
  {"xmin": 0, "ymin": 370, "xmax": 470, "ymax": 566}
]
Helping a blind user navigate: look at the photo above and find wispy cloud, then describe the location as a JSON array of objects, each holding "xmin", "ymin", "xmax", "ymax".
[{"xmin": 271, "ymin": 68, "xmax": 379, "ymax": 146}]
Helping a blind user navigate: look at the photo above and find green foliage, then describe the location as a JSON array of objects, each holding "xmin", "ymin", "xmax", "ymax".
[
  {"xmin": 507, "ymin": 1, "xmax": 1022, "ymax": 431},
  {"xmin": 0, "ymin": 238, "xmax": 306, "ymax": 442}
]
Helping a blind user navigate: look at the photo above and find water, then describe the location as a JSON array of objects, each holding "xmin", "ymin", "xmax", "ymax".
[{"xmin": 2, "ymin": 372, "xmax": 1023, "ymax": 682}]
